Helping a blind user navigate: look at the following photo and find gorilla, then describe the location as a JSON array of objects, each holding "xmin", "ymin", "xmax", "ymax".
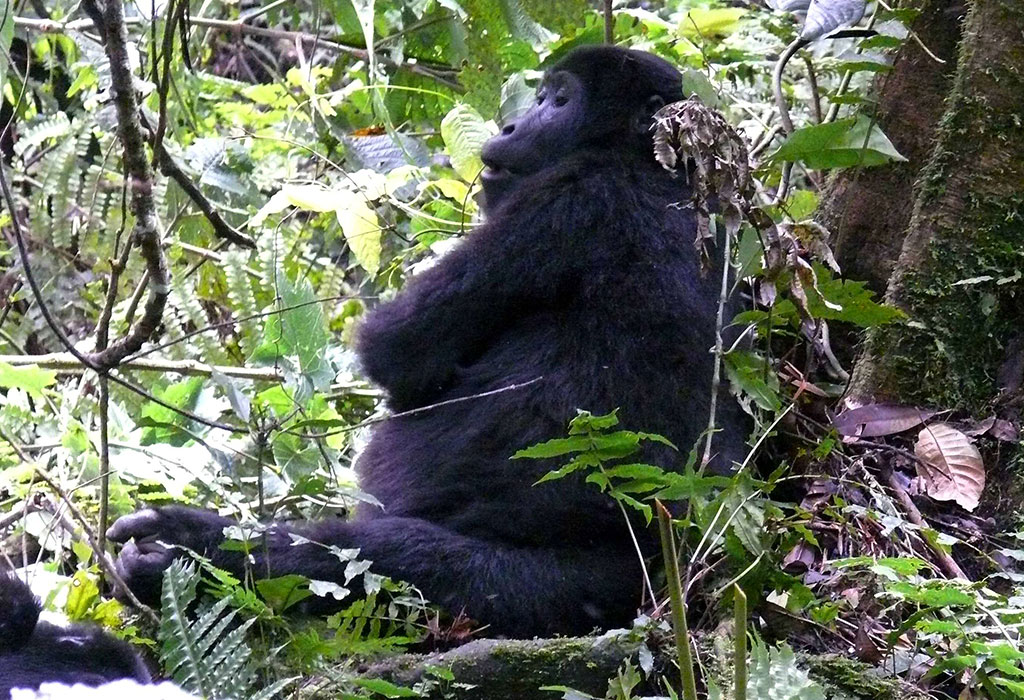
[
  {"xmin": 0, "ymin": 574, "xmax": 151, "ymax": 698},
  {"xmin": 107, "ymin": 45, "xmax": 748, "ymax": 637}
]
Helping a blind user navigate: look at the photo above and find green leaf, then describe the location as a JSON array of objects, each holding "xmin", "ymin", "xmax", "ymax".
[
  {"xmin": 140, "ymin": 377, "xmax": 206, "ymax": 446},
  {"xmin": 678, "ymin": 8, "xmax": 746, "ymax": 38},
  {"xmin": 568, "ymin": 409, "xmax": 620, "ymax": 434},
  {"xmin": 65, "ymin": 571, "xmax": 100, "ymax": 621},
  {"xmin": 335, "ymin": 190, "xmax": 382, "ymax": 275},
  {"xmin": 353, "ymin": 678, "xmax": 421, "ymax": 697},
  {"xmin": 0, "ymin": 361, "xmax": 56, "ymax": 399},
  {"xmin": 512, "ymin": 436, "xmax": 592, "ymax": 459},
  {"xmin": 770, "ymin": 116, "xmax": 907, "ymax": 169},
  {"xmin": 441, "ymin": 103, "xmax": 494, "ymax": 182},
  {"xmin": 255, "ymin": 574, "xmax": 314, "ymax": 612},
  {"xmin": 724, "ymin": 351, "xmax": 782, "ymax": 412}
]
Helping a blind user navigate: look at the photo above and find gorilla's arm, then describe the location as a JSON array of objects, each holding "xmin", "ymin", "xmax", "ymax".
[
  {"xmin": 107, "ymin": 506, "xmax": 639, "ymax": 637},
  {"xmin": 357, "ymin": 184, "xmax": 605, "ymax": 409}
]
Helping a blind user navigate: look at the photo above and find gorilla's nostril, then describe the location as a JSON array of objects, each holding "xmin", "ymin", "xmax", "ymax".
[{"xmin": 501, "ymin": 123, "xmax": 515, "ymax": 135}]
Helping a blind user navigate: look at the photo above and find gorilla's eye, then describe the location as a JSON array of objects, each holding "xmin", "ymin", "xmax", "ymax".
[{"xmin": 554, "ymin": 94, "xmax": 569, "ymax": 107}]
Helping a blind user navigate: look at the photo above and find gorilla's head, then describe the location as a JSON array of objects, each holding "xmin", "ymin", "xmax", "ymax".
[{"xmin": 480, "ymin": 45, "xmax": 683, "ymax": 209}]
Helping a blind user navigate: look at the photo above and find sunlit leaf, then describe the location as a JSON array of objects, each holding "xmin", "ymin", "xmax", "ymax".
[
  {"xmin": 801, "ymin": 0, "xmax": 867, "ymax": 41},
  {"xmin": 441, "ymin": 103, "xmax": 495, "ymax": 182}
]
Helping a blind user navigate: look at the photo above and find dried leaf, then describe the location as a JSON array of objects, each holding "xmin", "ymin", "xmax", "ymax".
[
  {"xmin": 914, "ymin": 423, "xmax": 985, "ymax": 512},
  {"xmin": 990, "ymin": 419, "xmax": 1019, "ymax": 442},
  {"xmin": 833, "ymin": 404, "xmax": 936, "ymax": 437}
]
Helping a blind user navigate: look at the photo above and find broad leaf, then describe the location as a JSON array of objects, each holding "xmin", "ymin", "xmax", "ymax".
[
  {"xmin": 770, "ymin": 116, "xmax": 906, "ymax": 169},
  {"xmin": 441, "ymin": 103, "xmax": 494, "ymax": 182},
  {"xmin": 801, "ymin": 0, "xmax": 866, "ymax": 41},
  {"xmin": 914, "ymin": 423, "xmax": 985, "ymax": 511}
]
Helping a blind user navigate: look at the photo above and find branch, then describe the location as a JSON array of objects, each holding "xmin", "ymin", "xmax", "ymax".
[
  {"xmin": 141, "ymin": 112, "xmax": 256, "ymax": 249},
  {"xmin": 0, "ymin": 352, "xmax": 287, "ymax": 381},
  {"xmin": 82, "ymin": 0, "xmax": 170, "ymax": 370}
]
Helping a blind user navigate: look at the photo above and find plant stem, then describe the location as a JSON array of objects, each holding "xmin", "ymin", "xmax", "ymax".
[
  {"xmin": 734, "ymin": 584, "xmax": 748, "ymax": 700},
  {"xmin": 656, "ymin": 500, "xmax": 698, "ymax": 700}
]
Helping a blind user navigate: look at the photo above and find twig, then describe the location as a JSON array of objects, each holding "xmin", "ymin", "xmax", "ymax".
[
  {"xmin": 603, "ymin": 0, "xmax": 614, "ymax": 44},
  {"xmin": 882, "ymin": 468, "xmax": 966, "ymax": 579},
  {"xmin": 701, "ymin": 215, "xmax": 733, "ymax": 470},
  {"xmin": 288, "ymin": 377, "xmax": 544, "ymax": 439}
]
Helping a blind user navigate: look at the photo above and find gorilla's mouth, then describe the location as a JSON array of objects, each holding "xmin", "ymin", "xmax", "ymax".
[{"xmin": 480, "ymin": 157, "xmax": 518, "ymax": 183}]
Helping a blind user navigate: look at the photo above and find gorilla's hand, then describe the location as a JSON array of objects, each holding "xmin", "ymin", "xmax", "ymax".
[{"xmin": 107, "ymin": 506, "xmax": 235, "ymax": 606}]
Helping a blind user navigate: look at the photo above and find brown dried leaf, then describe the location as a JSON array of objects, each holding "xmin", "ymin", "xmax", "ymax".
[
  {"xmin": 914, "ymin": 423, "xmax": 985, "ymax": 512},
  {"xmin": 832, "ymin": 404, "xmax": 936, "ymax": 437}
]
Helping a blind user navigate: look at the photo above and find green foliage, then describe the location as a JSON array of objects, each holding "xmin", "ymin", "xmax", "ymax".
[
  {"xmin": 513, "ymin": 410, "xmax": 730, "ymax": 524},
  {"xmin": 158, "ymin": 560, "xmax": 295, "ymax": 699},
  {"xmin": 770, "ymin": 116, "xmax": 907, "ymax": 169},
  {"xmin": 835, "ymin": 557, "xmax": 1024, "ymax": 698},
  {"xmin": 744, "ymin": 640, "xmax": 825, "ymax": 700}
]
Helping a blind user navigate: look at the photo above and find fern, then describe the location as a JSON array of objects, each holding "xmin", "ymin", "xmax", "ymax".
[
  {"xmin": 222, "ymin": 250, "xmax": 259, "ymax": 354},
  {"xmin": 159, "ymin": 560, "xmax": 295, "ymax": 699}
]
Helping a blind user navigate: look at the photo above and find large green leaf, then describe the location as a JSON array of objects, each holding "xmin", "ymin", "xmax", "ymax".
[{"xmin": 770, "ymin": 116, "xmax": 906, "ymax": 169}]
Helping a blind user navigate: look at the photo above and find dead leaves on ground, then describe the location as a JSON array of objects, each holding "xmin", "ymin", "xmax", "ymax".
[
  {"xmin": 832, "ymin": 403, "xmax": 1000, "ymax": 513},
  {"xmin": 913, "ymin": 423, "xmax": 984, "ymax": 512}
]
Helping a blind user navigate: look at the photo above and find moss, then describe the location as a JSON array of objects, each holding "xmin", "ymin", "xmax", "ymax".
[{"xmin": 801, "ymin": 654, "xmax": 928, "ymax": 700}]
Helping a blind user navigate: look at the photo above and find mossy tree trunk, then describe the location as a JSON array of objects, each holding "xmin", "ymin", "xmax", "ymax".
[
  {"xmin": 817, "ymin": 0, "xmax": 964, "ymax": 293},
  {"xmin": 848, "ymin": 0, "xmax": 1024, "ymax": 414}
]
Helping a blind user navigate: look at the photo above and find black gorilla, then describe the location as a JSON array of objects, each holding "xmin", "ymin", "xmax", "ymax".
[
  {"xmin": 107, "ymin": 46, "xmax": 747, "ymax": 637},
  {"xmin": 0, "ymin": 575, "xmax": 151, "ymax": 697}
]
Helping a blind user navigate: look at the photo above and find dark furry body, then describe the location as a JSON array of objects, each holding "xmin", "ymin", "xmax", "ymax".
[
  {"xmin": 107, "ymin": 46, "xmax": 748, "ymax": 639},
  {"xmin": 0, "ymin": 575, "xmax": 151, "ymax": 698}
]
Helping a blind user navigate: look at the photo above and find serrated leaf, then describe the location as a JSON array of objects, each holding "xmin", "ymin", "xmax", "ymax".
[
  {"xmin": 770, "ymin": 116, "xmax": 907, "ymax": 169},
  {"xmin": 914, "ymin": 423, "xmax": 985, "ymax": 511},
  {"xmin": 441, "ymin": 103, "xmax": 494, "ymax": 182},
  {"xmin": 0, "ymin": 361, "xmax": 56, "ymax": 399}
]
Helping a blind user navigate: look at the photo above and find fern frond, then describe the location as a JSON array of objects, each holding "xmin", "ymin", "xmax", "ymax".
[{"xmin": 158, "ymin": 560, "xmax": 261, "ymax": 700}]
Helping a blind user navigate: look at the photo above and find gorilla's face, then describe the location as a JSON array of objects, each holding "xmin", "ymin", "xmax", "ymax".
[{"xmin": 480, "ymin": 70, "xmax": 587, "ymax": 209}]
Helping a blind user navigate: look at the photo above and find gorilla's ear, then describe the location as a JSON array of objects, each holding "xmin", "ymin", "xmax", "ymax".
[{"xmin": 633, "ymin": 95, "xmax": 666, "ymax": 134}]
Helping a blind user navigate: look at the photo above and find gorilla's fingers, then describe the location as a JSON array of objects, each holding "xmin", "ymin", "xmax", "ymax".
[{"xmin": 106, "ymin": 509, "xmax": 164, "ymax": 543}]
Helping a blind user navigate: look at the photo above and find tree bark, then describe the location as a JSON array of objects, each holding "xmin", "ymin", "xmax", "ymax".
[
  {"xmin": 817, "ymin": 0, "xmax": 964, "ymax": 293},
  {"xmin": 848, "ymin": 0, "xmax": 1024, "ymax": 414}
]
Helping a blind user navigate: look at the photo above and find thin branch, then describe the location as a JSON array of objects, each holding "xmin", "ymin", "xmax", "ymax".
[
  {"xmin": 701, "ymin": 218, "xmax": 733, "ymax": 470},
  {"xmin": 0, "ymin": 352, "xmax": 288, "ymax": 381},
  {"xmin": 603, "ymin": 0, "xmax": 614, "ymax": 44},
  {"xmin": 289, "ymin": 377, "xmax": 545, "ymax": 439},
  {"xmin": 141, "ymin": 109, "xmax": 255, "ymax": 248}
]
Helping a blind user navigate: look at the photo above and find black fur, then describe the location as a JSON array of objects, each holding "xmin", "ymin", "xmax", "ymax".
[
  {"xmin": 0, "ymin": 575, "xmax": 151, "ymax": 698},
  {"xmin": 107, "ymin": 46, "xmax": 748, "ymax": 638}
]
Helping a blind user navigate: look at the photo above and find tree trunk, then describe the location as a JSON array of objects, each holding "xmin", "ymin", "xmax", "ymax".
[
  {"xmin": 848, "ymin": 0, "xmax": 1024, "ymax": 415},
  {"xmin": 817, "ymin": 0, "xmax": 964, "ymax": 293}
]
